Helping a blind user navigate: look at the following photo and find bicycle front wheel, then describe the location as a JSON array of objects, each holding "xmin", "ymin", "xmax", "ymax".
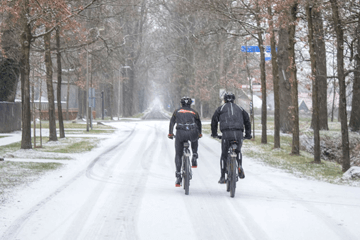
[
  {"xmin": 183, "ymin": 156, "xmax": 190, "ymax": 195},
  {"xmin": 229, "ymin": 157, "xmax": 236, "ymax": 198}
]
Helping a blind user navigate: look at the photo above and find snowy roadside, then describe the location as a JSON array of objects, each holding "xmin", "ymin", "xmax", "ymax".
[
  {"xmin": 0, "ymin": 122, "xmax": 121, "ymax": 205},
  {"xmin": 201, "ymin": 122, "xmax": 360, "ymax": 187}
]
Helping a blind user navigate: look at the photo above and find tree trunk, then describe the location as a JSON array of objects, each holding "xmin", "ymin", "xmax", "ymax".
[
  {"xmin": 66, "ymin": 77, "xmax": 70, "ymax": 121},
  {"xmin": 82, "ymin": 89, "xmax": 86, "ymax": 118},
  {"xmin": 307, "ymin": 3, "xmax": 321, "ymax": 163},
  {"xmin": 313, "ymin": 9, "xmax": 329, "ymax": 130},
  {"xmin": 349, "ymin": 17, "xmax": 360, "ymax": 132},
  {"xmin": 256, "ymin": 1, "xmax": 267, "ymax": 144},
  {"xmin": 122, "ymin": 63, "xmax": 134, "ymax": 117},
  {"xmin": 330, "ymin": 0, "xmax": 350, "ymax": 172},
  {"xmin": 56, "ymin": 27, "xmax": 65, "ymax": 138},
  {"xmin": 278, "ymin": 28, "xmax": 293, "ymax": 133},
  {"xmin": 331, "ymin": 79, "xmax": 337, "ymax": 122},
  {"xmin": 289, "ymin": 3, "xmax": 300, "ymax": 155},
  {"xmin": 110, "ymin": 79, "xmax": 114, "ymax": 120},
  {"xmin": 44, "ymin": 29, "xmax": 57, "ymax": 141},
  {"xmin": 268, "ymin": 6, "xmax": 281, "ymax": 149},
  {"xmin": 77, "ymin": 86, "xmax": 82, "ymax": 119},
  {"xmin": 20, "ymin": 0, "xmax": 32, "ymax": 149}
]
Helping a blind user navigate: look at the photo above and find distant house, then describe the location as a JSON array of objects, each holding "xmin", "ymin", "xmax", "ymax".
[
  {"xmin": 298, "ymin": 92, "xmax": 312, "ymax": 112},
  {"xmin": 299, "ymin": 100, "xmax": 309, "ymax": 112},
  {"xmin": 237, "ymin": 89, "xmax": 264, "ymax": 113}
]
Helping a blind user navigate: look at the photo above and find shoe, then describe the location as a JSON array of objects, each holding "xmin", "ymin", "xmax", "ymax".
[
  {"xmin": 191, "ymin": 153, "xmax": 198, "ymax": 168},
  {"xmin": 175, "ymin": 177, "xmax": 182, "ymax": 187},
  {"xmin": 218, "ymin": 176, "xmax": 226, "ymax": 184},
  {"xmin": 238, "ymin": 166, "xmax": 245, "ymax": 179},
  {"xmin": 175, "ymin": 171, "xmax": 182, "ymax": 187}
]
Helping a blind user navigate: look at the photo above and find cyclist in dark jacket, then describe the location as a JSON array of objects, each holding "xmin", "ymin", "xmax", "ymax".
[
  {"xmin": 168, "ymin": 97, "xmax": 202, "ymax": 187},
  {"xmin": 211, "ymin": 92, "xmax": 252, "ymax": 183}
]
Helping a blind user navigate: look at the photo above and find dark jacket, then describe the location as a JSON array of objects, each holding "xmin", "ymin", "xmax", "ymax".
[
  {"xmin": 169, "ymin": 106, "xmax": 202, "ymax": 135},
  {"xmin": 211, "ymin": 102, "xmax": 251, "ymax": 136}
]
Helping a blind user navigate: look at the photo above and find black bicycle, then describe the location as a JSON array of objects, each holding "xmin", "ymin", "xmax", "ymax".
[
  {"xmin": 182, "ymin": 140, "xmax": 192, "ymax": 195},
  {"xmin": 173, "ymin": 135, "xmax": 192, "ymax": 195},
  {"xmin": 217, "ymin": 135, "xmax": 243, "ymax": 198}
]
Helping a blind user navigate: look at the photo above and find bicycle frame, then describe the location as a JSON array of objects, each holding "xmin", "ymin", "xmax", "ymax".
[
  {"xmin": 216, "ymin": 135, "xmax": 244, "ymax": 198},
  {"xmin": 226, "ymin": 140, "xmax": 238, "ymax": 197},
  {"xmin": 182, "ymin": 141, "xmax": 192, "ymax": 195},
  {"xmin": 171, "ymin": 135, "xmax": 194, "ymax": 195}
]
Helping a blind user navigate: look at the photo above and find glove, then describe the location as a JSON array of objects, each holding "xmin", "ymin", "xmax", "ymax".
[
  {"xmin": 198, "ymin": 133, "xmax": 203, "ymax": 138},
  {"xmin": 168, "ymin": 133, "xmax": 174, "ymax": 139},
  {"xmin": 244, "ymin": 134, "xmax": 252, "ymax": 140}
]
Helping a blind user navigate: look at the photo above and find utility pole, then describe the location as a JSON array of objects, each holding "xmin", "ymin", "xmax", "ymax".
[
  {"xmin": 101, "ymin": 91, "xmax": 104, "ymax": 120},
  {"xmin": 86, "ymin": 44, "xmax": 89, "ymax": 132}
]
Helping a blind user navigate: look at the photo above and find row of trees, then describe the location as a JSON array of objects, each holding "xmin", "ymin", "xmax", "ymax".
[
  {"xmin": 149, "ymin": 0, "xmax": 359, "ymax": 172},
  {"xmin": 0, "ymin": 0, "xmax": 152, "ymax": 146},
  {"xmin": 0, "ymin": 0, "xmax": 359, "ymax": 171}
]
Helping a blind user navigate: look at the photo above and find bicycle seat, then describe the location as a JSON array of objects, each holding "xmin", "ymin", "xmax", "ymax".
[{"xmin": 183, "ymin": 142, "xmax": 190, "ymax": 148}]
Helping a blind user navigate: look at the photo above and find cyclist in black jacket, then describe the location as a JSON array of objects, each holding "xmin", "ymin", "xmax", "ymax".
[
  {"xmin": 211, "ymin": 92, "xmax": 252, "ymax": 183},
  {"xmin": 168, "ymin": 97, "xmax": 202, "ymax": 187}
]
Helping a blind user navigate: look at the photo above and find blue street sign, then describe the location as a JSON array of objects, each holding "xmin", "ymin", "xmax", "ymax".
[
  {"xmin": 242, "ymin": 46, "xmax": 277, "ymax": 53},
  {"xmin": 241, "ymin": 46, "xmax": 260, "ymax": 52}
]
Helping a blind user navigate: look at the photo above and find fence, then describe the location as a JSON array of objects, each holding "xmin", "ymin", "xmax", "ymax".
[{"xmin": 0, "ymin": 102, "xmax": 21, "ymax": 133}]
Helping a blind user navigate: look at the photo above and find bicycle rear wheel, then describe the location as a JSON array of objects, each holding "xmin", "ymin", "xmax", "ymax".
[
  {"xmin": 229, "ymin": 157, "xmax": 236, "ymax": 198},
  {"xmin": 184, "ymin": 156, "xmax": 190, "ymax": 195},
  {"xmin": 226, "ymin": 156, "xmax": 230, "ymax": 192}
]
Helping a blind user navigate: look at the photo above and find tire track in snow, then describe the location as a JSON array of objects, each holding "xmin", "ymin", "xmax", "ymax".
[
  {"xmin": 181, "ymin": 137, "xmax": 271, "ymax": 240},
  {"xmin": 1, "ymin": 124, "xmax": 137, "ymax": 240},
  {"xmin": 249, "ymin": 173, "xmax": 359, "ymax": 240},
  {"xmin": 74, "ymin": 122, "xmax": 163, "ymax": 240},
  {"xmin": 85, "ymin": 124, "xmax": 138, "ymax": 183}
]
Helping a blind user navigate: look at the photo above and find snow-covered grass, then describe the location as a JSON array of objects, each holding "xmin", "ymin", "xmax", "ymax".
[
  {"xmin": 0, "ymin": 142, "xmax": 22, "ymax": 157},
  {"xmin": 0, "ymin": 121, "xmax": 117, "ymax": 202},
  {"xmin": 202, "ymin": 122, "xmax": 360, "ymax": 187},
  {"xmin": 39, "ymin": 137, "xmax": 101, "ymax": 154},
  {"xmin": 32, "ymin": 121, "xmax": 116, "ymax": 130},
  {"xmin": 131, "ymin": 112, "xmax": 145, "ymax": 118},
  {"xmin": 65, "ymin": 129, "xmax": 115, "ymax": 134},
  {"xmin": 242, "ymin": 136, "xmax": 346, "ymax": 184},
  {"xmin": 0, "ymin": 161, "xmax": 62, "ymax": 203},
  {"xmin": 1, "ymin": 137, "xmax": 100, "ymax": 156}
]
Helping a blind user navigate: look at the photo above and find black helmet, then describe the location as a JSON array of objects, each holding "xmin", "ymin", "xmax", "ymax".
[
  {"xmin": 180, "ymin": 96, "xmax": 192, "ymax": 107},
  {"xmin": 224, "ymin": 92, "xmax": 235, "ymax": 103}
]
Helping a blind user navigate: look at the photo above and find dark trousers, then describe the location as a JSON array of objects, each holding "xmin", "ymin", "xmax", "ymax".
[
  {"xmin": 175, "ymin": 129, "xmax": 198, "ymax": 173},
  {"xmin": 220, "ymin": 131, "xmax": 243, "ymax": 175}
]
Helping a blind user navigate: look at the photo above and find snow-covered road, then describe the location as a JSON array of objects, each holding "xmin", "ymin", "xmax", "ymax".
[{"xmin": 1, "ymin": 120, "xmax": 360, "ymax": 240}]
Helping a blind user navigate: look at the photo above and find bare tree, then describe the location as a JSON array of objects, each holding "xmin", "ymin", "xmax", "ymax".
[
  {"xmin": 278, "ymin": 27, "xmax": 293, "ymax": 134},
  {"xmin": 312, "ymin": 7, "xmax": 329, "ymax": 130},
  {"xmin": 44, "ymin": 28, "xmax": 58, "ymax": 141},
  {"xmin": 349, "ymin": 16, "xmax": 360, "ymax": 132},
  {"xmin": 306, "ymin": 2, "xmax": 320, "ymax": 163},
  {"xmin": 56, "ymin": 26, "xmax": 65, "ymax": 138},
  {"xmin": 330, "ymin": 0, "xmax": 351, "ymax": 172},
  {"xmin": 289, "ymin": 3, "xmax": 300, "ymax": 155},
  {"xmin": 268, "ymin": 5, "xmax": 281, "ymax": 148},
  {"xmin": 254, "ymin": 0, "xmax": 267, "ymax": 144},
  {"xmin": 19, "ymin": 0, "xmax": 32, "ymax": 149}
]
